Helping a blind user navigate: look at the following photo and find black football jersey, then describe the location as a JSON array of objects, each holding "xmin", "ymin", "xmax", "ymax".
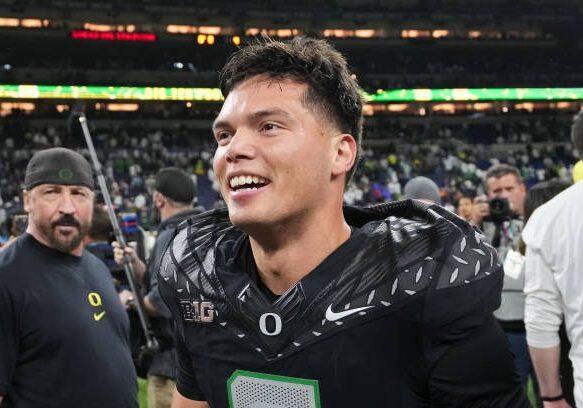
[{"xmin": 158, "ymin": 200, "xmax": 529, "ymax": 408}]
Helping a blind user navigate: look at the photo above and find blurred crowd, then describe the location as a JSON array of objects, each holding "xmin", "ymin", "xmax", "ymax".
[{"xmin": 0, "ymin": 114, "xmax": 578, "ymax": 243}]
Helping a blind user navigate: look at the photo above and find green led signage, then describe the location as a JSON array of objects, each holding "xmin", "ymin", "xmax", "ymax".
[
  {"xmin": 364, "ymin": 87, "xmax": 583, "ymax": 102},
  {"xmin": 0, "ymin": 85, "xmax": 223, "ymax": 101},
  {"xmin": 0, "ymin": 85, "xmax": 582, "ymax": 102}
]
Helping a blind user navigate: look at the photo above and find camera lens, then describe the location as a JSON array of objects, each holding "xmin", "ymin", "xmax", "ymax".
[
  {"xmin": 490, "ymin": 199, "xmax": 505, "ymax": 214},
  {"xmin": 487, "ymin": 198, "xmax": 512, "ymax": 223}
]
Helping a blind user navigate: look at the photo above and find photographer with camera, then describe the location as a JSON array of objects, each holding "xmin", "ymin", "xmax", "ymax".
[{"xmin": 470, "ymin": 164, "xmax": 536, "ymax": 394}]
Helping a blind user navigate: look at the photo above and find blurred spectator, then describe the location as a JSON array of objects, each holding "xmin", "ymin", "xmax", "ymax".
[
  {"xmin": 0, "ymin": 212, "xmax": 28, "ymax": 252},
  {"xmin": 455, "ymin": 194, "xmax": 474, "ymax": 222},
  {"xmin": 403, "ymin": 176, "xmax": 442, "ymax": 204},
  {"xmin": 470, "ymin": 164, "xmax": 535, "ymax": 394},
  {"xmin": 113, "ymin": 167, "xmax": 203, "ymax": 408},
  {"xmin": 522, "ymin": 111, "xmax": 583, "ymax": 408},
  {"xmin": 84, "ymin": 204, "xmax": 120, "ymax": 276},
  {"xmin": 0, "ymin": 117, "xmax": 579, "ymax": 222}
]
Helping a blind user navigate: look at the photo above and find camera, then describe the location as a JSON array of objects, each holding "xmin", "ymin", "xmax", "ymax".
[{"xmin": 484, "ymin": 197, "xmax": 515, "ymax": 224}]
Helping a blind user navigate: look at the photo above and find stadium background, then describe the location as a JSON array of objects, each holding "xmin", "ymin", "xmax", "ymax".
[{"xmin": 0, "ymin": 0, "xmax": 580, "ymax": 405}]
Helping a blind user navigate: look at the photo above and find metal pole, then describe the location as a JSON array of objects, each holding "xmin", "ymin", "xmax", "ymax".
[{"xmin": 76, "ymin": 112, "xmax": 158, "ymax": 353}]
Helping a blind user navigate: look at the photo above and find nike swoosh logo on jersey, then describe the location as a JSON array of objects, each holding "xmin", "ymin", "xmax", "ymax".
[
  {"xmin": 93, "ymin": 311, "xmax": 106, "ymax": 321},
  {"xmin": 325, "ymin": 304, "xmax": 374, "ymax": 322}
]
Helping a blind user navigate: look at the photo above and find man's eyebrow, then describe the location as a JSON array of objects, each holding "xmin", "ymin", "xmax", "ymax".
[
  {"xmin": 212, "ymin": 109, "xmax": 292, "ymax": 131},
  {"xmin": 250, "ymin": 108, "xmax": 292, "ymax": 121},
  {"xmin": 212, "ymin": 120, "xmax": 230, "ymax": 132}
]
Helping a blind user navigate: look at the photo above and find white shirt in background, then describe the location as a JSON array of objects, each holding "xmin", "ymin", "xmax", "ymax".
[{"xmin": 522, "ymin": 180, "xmax": 583, "ymax": 406}]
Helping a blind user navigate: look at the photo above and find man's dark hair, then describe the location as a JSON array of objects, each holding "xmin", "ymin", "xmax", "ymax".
[
  {"xmin": 455, "ymin": 193, "xmax": 475, "ymax": 208},
  {"xmin": 519, "ymin": 178, "xmax": 571, "ymax": 255},
  {"xmin": 524, "ymin": 179, "xmax": 571, "ymax": 225},
  {"xmin": 89, "ymin": 205, "xmax": 113, "ymax": 242},
  {"xmin": 571, "ymin": 111, "xmax": 583, "ymax": 157},
  {"xmin": 485, "ymin": 164, "xmax": 523, "ymax": 190},
  {"xmin": 219, "ymin": 36, "xmax": 364, "ymax": 183}
]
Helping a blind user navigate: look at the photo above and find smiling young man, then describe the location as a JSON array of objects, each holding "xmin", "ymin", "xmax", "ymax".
[
  {"xmin": 0, "ymin": 147, "xmax": 137, "ymax": 408},
  {"xmin": 159, "ymin": 37, "xmax": 529, "ymax": 408}
]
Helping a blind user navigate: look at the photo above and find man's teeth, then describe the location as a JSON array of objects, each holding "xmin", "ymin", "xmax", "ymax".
[{"xmin": 230, "ymin": 175, "xmax": 268, "ymax": 189}]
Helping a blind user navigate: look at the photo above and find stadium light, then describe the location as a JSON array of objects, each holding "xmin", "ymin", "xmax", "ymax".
[
  {"xmin": 0, "ymin": 18, "xmax": 48, "ymax": 28},
  {"xmin": 0, "ymin": 18, "xmax": 18, "ymax": 27}
]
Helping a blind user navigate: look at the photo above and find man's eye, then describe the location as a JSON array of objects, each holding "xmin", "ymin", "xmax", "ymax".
[
  {"xmin": 216, "ymin": 132, "xmax": 231, "ymax": 141},
  {"xmin": 263, "ymin": 123, "xmax": 279, "ymax": 131}
]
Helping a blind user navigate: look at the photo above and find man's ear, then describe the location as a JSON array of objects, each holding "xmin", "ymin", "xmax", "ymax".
[
  {"xmin": 331, "ymin": 133, "xmax": 357, "ymax": 177},
  {"xmin": 154, "ymin": 191, "xmax": 166, "ymax": 208},
  {"xmin": 22, "ymin": 190, "xmax": 31, "ymax": 213}
]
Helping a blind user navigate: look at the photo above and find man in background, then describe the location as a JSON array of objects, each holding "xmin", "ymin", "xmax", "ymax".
[
  {"xmin": 84, "ymin": 204, "xmax": 120, "ymax": 275},
  {"xmin": 470, "ymin": 163, "xmax": 534, "ymax": 390},
  {"xmin": 114, "ymin": 167, "xmax": 202, "ymax": 408},
  {"xmin": 522, "ymin": 111, "xmax": 583, "ymax": 407},
  {"xmin": 0, "ymin": 147, "xmax": 137, "ymax": 407},
  {"xmin": 403, "ymin": 176, "xmax": 442, "ymax": 205}
]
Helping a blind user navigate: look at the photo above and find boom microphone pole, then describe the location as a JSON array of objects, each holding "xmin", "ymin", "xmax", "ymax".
[{"xmin": 71, "ymin": 104, "xmax": 158, "ymax": 355}]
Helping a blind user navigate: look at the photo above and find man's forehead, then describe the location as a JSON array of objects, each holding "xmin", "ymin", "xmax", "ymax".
[
  {"xmin": 487, "ymin": 174, "xmax": 520, "ymax": 187},
  {"xmin": 32, "ymin": 183, "xmax": 92, "ymax": 191},
  {"xmin": 214, "ymin": 79, "xmax": 309, "ymax": 126},
  {"xmin": 224, "ymin": 75, "xmax": 307, "ymax": 103},
  {"xmin": 235, "ymin": 74, "xmax": 306, "ymax": 90}
]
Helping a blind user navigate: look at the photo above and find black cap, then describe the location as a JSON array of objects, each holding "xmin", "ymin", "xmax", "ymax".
[
  {"xmin": 24, "ymin": 147, "xmax": 94, "ymax": 191},
  {"xmin": 403, "ymin": 176, "xmax": 442, "ymax": 205},
  {"xmin": 154, "ymin": 167, "xmax": 194, "ymax": 204}
]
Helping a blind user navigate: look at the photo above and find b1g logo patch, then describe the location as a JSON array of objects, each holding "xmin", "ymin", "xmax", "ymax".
[
  {"xmin": 179, "ymin": 299, "xmax": 215, "ymax": 323},
  {"xmin": 227, "ymin": 370, "xmax": 321, "ymax": 408}
]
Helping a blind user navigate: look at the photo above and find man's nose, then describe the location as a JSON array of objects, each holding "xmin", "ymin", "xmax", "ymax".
[
  {"xmin": 225, "ymin": 130, "xmax": 255, "ymax": 162},
  {"xmin": 58, "ymin": 193, "xmax": 77, "ymax": 213}
]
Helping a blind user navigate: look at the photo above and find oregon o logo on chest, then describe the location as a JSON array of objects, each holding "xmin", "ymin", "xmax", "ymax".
[
  {"xmin": 259, "ymin": 313, "xmax": 282, "ymax": 336},
  {"xmin": 88, "ymin": 292, "xmax": 102, "ymax": 307}
]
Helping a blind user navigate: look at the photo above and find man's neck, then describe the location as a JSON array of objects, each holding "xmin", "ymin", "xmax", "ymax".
[
  {"xmin": 248, "ymin": 210, "xmax": 351, "ymax": 295},
  {"xmin": 160, "ymin": 205, "xmax": 192, "ymax": 223},
  {"xmin": 27, "ymin": 228, "xmax": 84, "ymax": 257}
]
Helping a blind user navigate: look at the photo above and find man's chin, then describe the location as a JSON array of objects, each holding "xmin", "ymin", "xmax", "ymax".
[
  {"xmin": 229, "ymin": 213, "xmax": 277, "ymax": 236},
  {"xmin": 228, "ymin": 209, "xmax": 262, "ymax": 226},
  {"xmin": 49, "ymin": 231, "xmax": 82, "ymax": 254}
]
